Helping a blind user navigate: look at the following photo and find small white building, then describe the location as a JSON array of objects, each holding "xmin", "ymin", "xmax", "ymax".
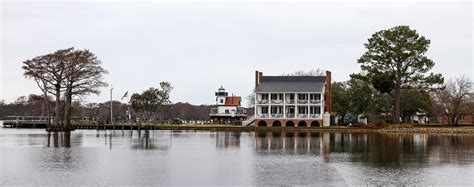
[{"xmin": 210, "ymin": 86, "xmax": 247, "ymax": 124}]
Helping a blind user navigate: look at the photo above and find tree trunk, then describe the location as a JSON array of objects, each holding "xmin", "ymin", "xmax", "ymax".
[
  {"xmin": 453, "ymin": 115, "xmax": 459, "ymax": 126},
  {"xmin": 53, "ymin": 85, "xmax": 61, "ymax": 130},
  {"xmin": 64, "ymin": 88, "xmax": 72, "ymax": 131},
  {"xmin": 42, "ymin": 91, "xmax": 52, "ymax": 129},
  {"xmin": 394, "ymin": 78, "xmax": 401, "ymax": 124}
]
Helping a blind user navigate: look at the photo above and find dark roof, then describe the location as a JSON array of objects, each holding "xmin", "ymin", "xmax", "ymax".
[
  {"xmin": 260, "ymin": 76, "xmax": 325, "ymax": 82},
  {"xmin": 256, "ymin": 76, "xmax": 326, "ymax": 92}
]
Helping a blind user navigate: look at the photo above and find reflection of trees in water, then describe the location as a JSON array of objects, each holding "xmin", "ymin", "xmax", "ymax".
[
  {"xmin": 428, "ymin": 134, "xmax": 474, "ymax": 165},
  {"xmin": 252, "ymin": 132, "xmax": 344, "ymax": 186},
  {"xmin": 92, "ymin": 130, "xmax": 173, "ymax": 150},
  {"xmin": 42, "ymin": 131, "xmax": 85, "ymax": 172},
  {"xmin": 215, "ymin": 132, "xmax": 241, "ymax": 148},
  {"xmin": 255, "ymin": 132, "xmax": 328, "ymax": 156},
  {"xmin": 254, "ymin": 132, "xmax": 474, "ymax": 165},
  {"xmin": 130, "ymin": 130, "xmax": 171, "ymax": 150},
  {"xmin": 47, "ymin": 131, "xmax": 72, "ymax": 148}
]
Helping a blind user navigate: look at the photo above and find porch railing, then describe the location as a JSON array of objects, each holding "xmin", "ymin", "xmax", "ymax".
[{"xmin": 297, "ymin": 100, "xmax": 308, "ymax": 104}]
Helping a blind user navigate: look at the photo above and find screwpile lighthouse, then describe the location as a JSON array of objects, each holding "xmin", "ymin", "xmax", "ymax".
[{"xmin": 209, "ymin": 86, "xmax": 247, "ymax": 124}]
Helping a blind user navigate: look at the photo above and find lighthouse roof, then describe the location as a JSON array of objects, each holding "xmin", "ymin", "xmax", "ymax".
[{"xmin": 224, "ymin": 96, "xmax": 241, "ymax": 106}]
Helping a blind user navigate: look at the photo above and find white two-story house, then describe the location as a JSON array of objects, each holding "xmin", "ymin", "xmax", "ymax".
[{"xmin": 246, "ymin": 70, "xmax": 331, "ymax": 127}]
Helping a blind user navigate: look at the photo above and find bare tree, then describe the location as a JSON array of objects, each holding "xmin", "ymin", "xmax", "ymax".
[
  {"xmin": 62, "ymin": 49, "xmax": 108, "ymax": 131},
  {"xmin": 22, "ymin": 48, "xmax": 107, "ymax": 131},
  {"xmin": 284, "ymin": 68, "xmax": 325, "ymax": 76},
  {"xmin": 23, "ymin": 48, "xmax": 71, "ymax": 129},
  {"xmin": 245, "ymin": 88, "xmax": 256, "ymax": 108},
  {"xmin": 432, "ymin": 76, "xmax": 473, "ymax": 126}
]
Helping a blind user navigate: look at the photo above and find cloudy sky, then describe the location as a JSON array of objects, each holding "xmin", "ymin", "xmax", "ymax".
[{"xmin": 1, "ymin": 1, "xmax": 472, "ymax": 105}]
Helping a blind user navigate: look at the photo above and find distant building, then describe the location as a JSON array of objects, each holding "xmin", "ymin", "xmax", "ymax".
[
  {"xmin": 210, "ymin": 86, "xmax": 247, "ymax": 124},
  {"xmin": 244, "ymin": 70, "xmax": 332, "ymax": 127}
]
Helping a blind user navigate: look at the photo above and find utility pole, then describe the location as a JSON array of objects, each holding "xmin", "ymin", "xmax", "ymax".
[{"xmin": 110, "ymin": 87, "xmax": 113, "ymax": 129}]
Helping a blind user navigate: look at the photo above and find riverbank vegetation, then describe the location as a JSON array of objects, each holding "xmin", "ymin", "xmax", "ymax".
[{"xmin": 330, "ymin": 26, "xmax": 473, "ymax": 126}]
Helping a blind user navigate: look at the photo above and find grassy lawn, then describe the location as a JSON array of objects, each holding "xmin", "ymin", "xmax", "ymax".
[{"xmin": 72, "ymin": 122, "xmax": 474, "ymax": 133}]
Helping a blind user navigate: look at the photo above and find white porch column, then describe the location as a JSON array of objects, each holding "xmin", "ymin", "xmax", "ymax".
[
  {"xmin": 269, "ymin": 92, "xmax": 272, "ymax": 119},
  {"xmin": 254, "ymin": 93, "xmax": 257, "ymax": 117},
  {"xmin": 283, "ymin": 93, "xmax": 286, "ymax": 118},
  {"xmin": 320, "ymin": 102, "xmax": 323, "ymax": 119},
  {"xmin": 307, "ymin": 92, "xmax": 310, "ymax": 119}
]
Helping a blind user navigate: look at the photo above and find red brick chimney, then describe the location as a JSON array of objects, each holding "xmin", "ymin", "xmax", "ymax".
[
  {"xmin": 255, "ymin": 71, "xmax": 263, "ymax": 88},
  {"xmin": 325, "ymin": 71, "xmax": 331, "ymax": 113},
  {"xmin": 255, "ymin": 71, "xmax": 259, "ymax": 88}
]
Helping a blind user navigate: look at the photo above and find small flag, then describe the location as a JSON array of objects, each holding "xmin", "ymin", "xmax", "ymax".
[{"xmin": 121, "ymin": 91, "xmax": 128, "ymax": 100}]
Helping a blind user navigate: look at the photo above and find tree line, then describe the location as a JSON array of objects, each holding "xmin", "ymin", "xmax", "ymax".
[{"xmin": 0, "ymin": 96, "xmax": 218, "ymax": 121}]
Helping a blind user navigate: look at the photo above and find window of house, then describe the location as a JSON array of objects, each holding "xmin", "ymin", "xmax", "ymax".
[
  {"xmin": 271, "ymin": 94, "xmax": 277, "ymax": 100},
  {"xmin": 261, "ymin": 94, "xmax": 269, "ymax": 100},
  {"xmin": 271, "ymin": 107, "xmax": 276, "ymax": 114},
  {"xmin": 261, "ymin": 106, "xmax": 268, "ymax": 114},
  {"xmin": 289, "ymin": 94, "xmax": 295, "ymax": 100},
  {"xmin": 298, "ymin": 94, "xmax": 308, "ymax": 100},
  {"xmin": 225, "ymin": 109, "xmax": 229, "ymax": 114},
  {"xmin": 310, "ymin": 106, "xmax": 321, "ymax": 114},
  {"xmin": 271, "ymin": 106, "xmax": 281, "ymax": 114},
  {"xmin": 310, "ymin": 94, "xmax": 320, "ymax": 100},
  {"xmin": 287, "ymin": 107, "xmax": 295, "ymax": 114},
  {"xmin": 298, "ymin": 106, "xmax": 307, "ymax": 114},
  {"xmin": 220, "ymin": 99, "xmax": 224, "ymax": 103}
]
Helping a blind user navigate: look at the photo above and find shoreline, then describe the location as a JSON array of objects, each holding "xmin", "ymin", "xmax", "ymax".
[
  {"xmin": 141, "ymin": 125, "xmax": 474, "ymax": 134},
  {"xmin": 4, "ymin": 123, "xmax": 474, "ymax": 134}
]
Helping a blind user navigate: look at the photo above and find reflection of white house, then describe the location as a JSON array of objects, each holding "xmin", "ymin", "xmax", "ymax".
[
  {"xmin": 210, "ymin": 86, "xmax": 247, "ymax": 124},
  {"xmin": 243, "ymin": 70, "xmax": 332, "ymax": 127}
]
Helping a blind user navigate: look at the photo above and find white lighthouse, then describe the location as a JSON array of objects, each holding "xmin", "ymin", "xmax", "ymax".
[
  {"xmin": 215, "ymin": 86, "xmax": 228, "ymax": 106},
  {"xmin": 210, "ymin": 86, "xmax": 247, "ymax": 124}
]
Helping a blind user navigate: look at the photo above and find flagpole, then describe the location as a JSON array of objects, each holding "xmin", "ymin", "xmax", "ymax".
[{"xmin": 110, "ymin": 87, "xmax": 113, "ymax": 129}]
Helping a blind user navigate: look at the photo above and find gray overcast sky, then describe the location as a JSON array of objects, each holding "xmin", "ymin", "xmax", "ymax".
[{"xmin": 1, "ymin": 1, "xmax": 473, "ymax": 105}]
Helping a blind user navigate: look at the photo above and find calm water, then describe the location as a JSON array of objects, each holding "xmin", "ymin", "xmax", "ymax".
[{"xmin": 1, "ymin": 126, "xmax": 474, "ymax": 186}]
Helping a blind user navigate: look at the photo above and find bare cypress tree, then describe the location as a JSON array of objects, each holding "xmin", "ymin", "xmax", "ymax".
[
  {"xmin": 23, "ymin": 48, "xmax": 107, "ymax": 131},
  {"xmin": 23, "ymin": 48, "xmax": 72, "ymax": 130},
  {"xmin": 63, "ymin": 49, "xmax": 108, "ymax": 131}
]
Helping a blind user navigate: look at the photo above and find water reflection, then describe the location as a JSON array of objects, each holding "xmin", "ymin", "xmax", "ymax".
[
  {"xmin": 2, "ymin": 128, "xmax": 474, "ymax": 186},
  {"xmin": 42, "ymin": 130, "xmax": 474, "ymax": 166},
  {"xmin": 47, "ymin": 131, "xmax": 71, "ymax": 148},
  {"xmin": 215, "ymin": 132, "xmax": 241, "ymax": 148},
  {"xmin": 253, "ymin": 132, "xmax": 474, "ymax": 165}
]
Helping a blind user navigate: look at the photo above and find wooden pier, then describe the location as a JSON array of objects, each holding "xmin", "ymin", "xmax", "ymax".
[{"xmin": 2, "ymin": 116, "xmax": 49, "ymax": 128}]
